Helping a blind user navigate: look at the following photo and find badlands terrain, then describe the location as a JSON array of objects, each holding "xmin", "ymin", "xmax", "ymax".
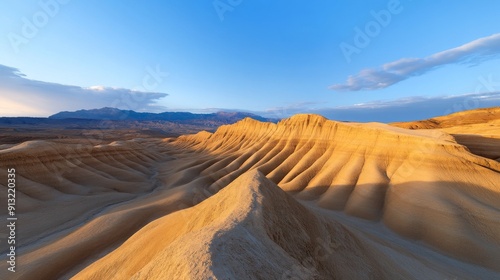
[{"xmin": 1, "ymin": 107, "xmax": 500, "ymax": 279}]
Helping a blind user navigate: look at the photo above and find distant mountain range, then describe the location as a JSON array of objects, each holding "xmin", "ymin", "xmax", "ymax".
[
  {"xmin": 0, "ymin": 108, "xmax": 277, "ymax": 143},
  {"xmin": 49, "ymin": 107, "xmax": 274, "ymax": 124}
]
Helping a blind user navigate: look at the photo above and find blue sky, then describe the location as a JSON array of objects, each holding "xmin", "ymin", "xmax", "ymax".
[{"xmin": 0, "ymin": 0, "xmax": 499, "ymax": 121}]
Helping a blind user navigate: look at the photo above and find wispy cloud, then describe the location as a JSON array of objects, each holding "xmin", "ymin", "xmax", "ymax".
[
  {"xmin": 330, "ymin": 33, "xmax": 500, "ymax": 91},
  {"xmin": 261, "ymin": 91, "xmax": 500, "ymax": 122},
  {"xmin": 0, "ymin": 65, "xmax": 168, "ymax": 117}
]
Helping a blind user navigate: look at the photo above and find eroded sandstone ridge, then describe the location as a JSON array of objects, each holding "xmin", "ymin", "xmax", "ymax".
[{"xmin": 1, "ymin": 114, "xmax": 499, "ymax": 279}]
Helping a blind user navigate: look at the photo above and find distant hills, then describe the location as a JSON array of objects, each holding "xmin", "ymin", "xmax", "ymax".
[
  {"xmin": 49, "ymin": 107, "xmax": 274, "ymax": 124},
  {"xmin": 0, "ymin": 108, "xmax": 277, "ymax": 143}
]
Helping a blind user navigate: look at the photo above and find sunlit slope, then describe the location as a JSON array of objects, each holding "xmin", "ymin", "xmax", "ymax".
[
  {"xmin": 173, "ymin": 114, "xmax": 500, "ymax": 270},
  {"xmin": 0, "ymin": 113, "xmax": 499, "ymax": 279},
  {"xmin": 391, "ymin": 107, "xmax": 500, "ymax": 129},
  {"xmin": 0, "ymin": 139, "xmax": 179, "ymax": 279},
  {"xmin": 392, "ymin": 107, "xmax": 500, "ymax": 160},
  {"xmin": 440, "ymin": 119, "xmax": 500, "ymax": 160},
  {"xmin": 0, "ymin": 140, "xmax": 165, "ymax": 246},
  {"xmin": 75, "ymin": 170, "xmax": 406, "ymax": 279}
]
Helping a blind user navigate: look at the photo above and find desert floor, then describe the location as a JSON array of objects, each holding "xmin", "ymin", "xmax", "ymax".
[{"xmin": 1, "ymin": 109, "xmax": 499, "ymax": 279}]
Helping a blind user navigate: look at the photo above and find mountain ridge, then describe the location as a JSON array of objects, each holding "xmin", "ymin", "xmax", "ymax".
[
  {"xmin": 0, "ymin": 108, "xmax": 278, "ymax": 144},
  {"xmin": 48, "ymin": 107, "xmax": 276, "ymax": 123}
]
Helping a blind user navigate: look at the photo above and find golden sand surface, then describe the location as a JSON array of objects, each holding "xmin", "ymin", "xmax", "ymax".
[{"xmin": 1, "ymin": 111, "xmax": 499, "ymax": 279}]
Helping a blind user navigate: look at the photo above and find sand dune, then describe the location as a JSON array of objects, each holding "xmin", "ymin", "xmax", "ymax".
[{"xmin": 1, "ymin": 113, "xmax": 499, "ymax": 279}]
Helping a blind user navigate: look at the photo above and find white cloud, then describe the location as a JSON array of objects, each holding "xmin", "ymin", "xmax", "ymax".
[
  {"xmin": 261, "ymin": 92, "xmax": 500, "ymax": 122},
  {"xmin": 0, "ymin": 65, "xmax": 168, "ymax": 117},
  {"xmin": 331, "ymin": 33, "xmax": 500, "ymax": 91}
]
